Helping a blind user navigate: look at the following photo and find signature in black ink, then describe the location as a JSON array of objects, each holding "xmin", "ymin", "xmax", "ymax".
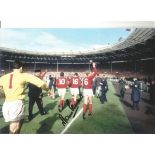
[
  {"xmin": 72, "ymin": 105, "xmax": 79, "ymax": 118},
  {"xmin": 57, "ymin": 111, "xmax": 73, "ymax": 126},
  {"xmin": 58, "ymin": 105, "xmax": 79, "ymax": 126},
  {"xmin": 58, "ymin": 98, "xmax": 82, "ymax": 126}
]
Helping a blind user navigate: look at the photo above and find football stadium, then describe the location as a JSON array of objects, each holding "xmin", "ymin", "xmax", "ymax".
[{"xmin": 0, "ymin": 28, "xmax": 155, "ymax": 134}]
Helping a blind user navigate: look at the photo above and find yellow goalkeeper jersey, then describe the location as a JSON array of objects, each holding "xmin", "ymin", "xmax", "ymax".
[{"xmin": 0, "ymin": 69, "xmax": 49, "ymax": 101}]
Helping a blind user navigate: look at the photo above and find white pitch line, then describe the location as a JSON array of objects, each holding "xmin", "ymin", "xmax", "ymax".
[{"xmin": 61, "ymin": 108, "xmax": 83, "ymax": 134}]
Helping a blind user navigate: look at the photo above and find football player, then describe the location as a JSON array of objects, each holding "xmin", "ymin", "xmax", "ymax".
[
  {"xmin": 56, "ymin": 72, "xmax": 68, "ymax": 112},
  {"xmin": 69, "ymin": 73, "xmax": 82, "ymax": 109},
  {"xmin": 82, "ymin": 62, "xmax": 97, "ymax": 119},
  {"xmin": 0, "ymin": 61, "xmax": 51, "ymax": 134}
]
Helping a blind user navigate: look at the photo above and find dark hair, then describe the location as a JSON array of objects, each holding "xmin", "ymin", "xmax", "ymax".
[
  {"xmin": 74, "ymin": 73, "xmax": 78, "ymax": 76},
  {"xmin": 60, "ymin": 72, "xmax": 64, "ymax": 77},
  {"xmin": 13, "ymin": 60, "xmax": 23, "ymax": 69}
]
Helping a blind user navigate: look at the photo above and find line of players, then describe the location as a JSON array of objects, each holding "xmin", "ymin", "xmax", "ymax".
[
  {"xmin": 46, "ymin": 62, "xmax": 97, "ymax": 119},
  {"xmin": 0, "ymin": 61, "xmax": 98, "ymax": 133}
]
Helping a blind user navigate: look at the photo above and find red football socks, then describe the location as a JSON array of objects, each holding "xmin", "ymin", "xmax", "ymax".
[
  {"xmin": 60, "ymin": 100, "xmax": 64, "ymax": 107},
  {"xmin": 89, "ymin": 104, "xmax": 92, "ymax": 113},
  {"xmin": 71, "ymin": 98, "xmax": 76, "ymax": 107},
  {"xmin": 83, "ymin": 104, "xmax": 87, "ymax": 113}
]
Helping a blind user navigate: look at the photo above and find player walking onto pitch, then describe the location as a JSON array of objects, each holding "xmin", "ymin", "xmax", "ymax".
[
  {"xmin": 56, "ymin": 72, "xmax": 68, "ymax": 112},
  {"xmin": 82, "ymin": 61, "xmax": 97, "ymax": 119},
  {"xmin": 0, "ymin": 61, "xmax": 51, "ymax": 134},
  {"xmin": 69, "ymin": 73, "xmax": 82, "ymax": 110}
]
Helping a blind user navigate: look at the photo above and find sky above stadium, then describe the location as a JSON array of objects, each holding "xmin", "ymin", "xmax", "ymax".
[{"xmin": 0, "ymin": 28, "xmax": 132, "ymax": 53}]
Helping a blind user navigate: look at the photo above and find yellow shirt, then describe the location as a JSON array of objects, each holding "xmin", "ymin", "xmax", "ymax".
[{"xmin": 0, "ymin": 69, "xmax": 49, "ymax": 101}]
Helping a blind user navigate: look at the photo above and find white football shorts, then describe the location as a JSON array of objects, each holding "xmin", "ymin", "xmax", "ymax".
[
  {"xmin": 70, "ymin": 88, "xmax": 79, "ymax": 96},
  {"xmin": 2, "ymin": 100, "xmax": 25, "ymax": 122},
  {"xmin": 58, "ymin": 88, "xmax": 66, "ymax": 96},
  {"xmin": 83, "ymin": 89, "xmax": 93, "ymax": 97}
]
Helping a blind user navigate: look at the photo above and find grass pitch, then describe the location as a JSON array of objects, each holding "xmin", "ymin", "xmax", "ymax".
[{"xmin": 0, "ymin": 81, "xmax": 133, "ymax": 134}]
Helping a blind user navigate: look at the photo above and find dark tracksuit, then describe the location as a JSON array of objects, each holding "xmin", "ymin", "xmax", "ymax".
[
  {"xmin": 51, "ymin": 77, "xmax": 56, "ymax": 93},
  {"xmin": 48, "ymin": 77, "xmax": 55, "ymax": 90},
  {"xmin": 99, "ymin": 79, "xmax": 108, "ymax": 104},
  {"xmin": 28, "ymin": 83, "xmax": 45, "ymax": 117},
  {"xmin": 131, "ymin": 86, "xmax": 141, "ymax": 110},
  {"xmin": 119, "ymin": 79, "xmax": 126, "ymax": 99}
]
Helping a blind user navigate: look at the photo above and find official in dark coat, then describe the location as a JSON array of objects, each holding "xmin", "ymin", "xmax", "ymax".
[
  {"xmin": 99, "ymin": 77, "xmax": 108, "ymax": 104},
  {"xmin": 131, "ymin": 84, "xmax": 141, "ymax": 110},
  {"xmin": 28, "ymin": 69, "xmax": 47, "ymax": 121},
  {"xmin": 119, "ymin": 77, "xmax": 126, "ymax": 99}
]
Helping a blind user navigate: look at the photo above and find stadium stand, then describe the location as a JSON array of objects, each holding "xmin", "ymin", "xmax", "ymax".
[{"xmin": 0, "ymin": 28, "xmax": 155, "ymax": 76}]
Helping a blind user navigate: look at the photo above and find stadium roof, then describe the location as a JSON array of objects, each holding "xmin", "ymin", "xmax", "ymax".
[{"xmin": 0, "ymin": 28, "xmax": 155, "ymax": 64}]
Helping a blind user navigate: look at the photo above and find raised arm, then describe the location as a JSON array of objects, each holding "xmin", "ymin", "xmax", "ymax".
[{"xmin": 89, "ymin": 62, "xmax": 97, "ymax": 78}]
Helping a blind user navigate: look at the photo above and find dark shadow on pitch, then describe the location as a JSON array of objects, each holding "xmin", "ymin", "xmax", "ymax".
[
  {"xmin": 44, "ymin": 101, "xmax": 57, "ymax": 113},
  {"xmin": 121, "ymin": 100, "xmax": 133, "ymax": 108},
  {"xmin": 0, "ymin": 125, "xmax": 9, "ymax": 134},
  {"xmin": 145, "ymin": 106, "xmax": 155, "ymax": 116},
  {"xmin": 37, "ymin": 113, "xmax": 58, "ymax": 134},
  {"xmin": 65, "ymin": 97, "xmax": 82, "ymax": 110},
  {"xmin": 62, "ymin": 99, "xmax": 71, "ymax": 110},
  {"xmin": 131, "ymin": 121, "xmax": 145, "ymax": 134},
  {"xmin": 76, "ymin": 98, "xmax": 82, "ymax": 105},
  {"xmin": 24, "ymin": 111, "xmax": 40, "ymax": 123},
  {"xmin": 32, "ymin": 111, "xmax": 40, "ymax": 119},
  {"xmin": 141, "ymin": 98, "xmax": 152, "ymax": 105}
]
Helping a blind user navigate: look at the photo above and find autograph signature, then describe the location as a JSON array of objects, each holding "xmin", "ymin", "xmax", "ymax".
[{"xmin": 58, "ymin": 104, "xmax": 79, "ymax": 127}]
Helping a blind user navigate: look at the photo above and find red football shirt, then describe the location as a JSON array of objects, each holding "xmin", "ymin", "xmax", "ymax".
[
  {"xmin": 83, "ymin": 67, "xmax": 97, "ymax": 89},
  {"xmin": 56, "ymin": 77, "xmax": 67, "ymax": 88},
  {"xmin": 70, "ymin": 77, "xmax": 81, "ymax": 88}
]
